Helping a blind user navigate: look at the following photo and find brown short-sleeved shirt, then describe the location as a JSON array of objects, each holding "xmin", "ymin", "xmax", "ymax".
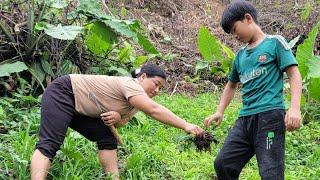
[{"xmin": 70, "ymin": 74, "xmax": 146, "ymax": 119}]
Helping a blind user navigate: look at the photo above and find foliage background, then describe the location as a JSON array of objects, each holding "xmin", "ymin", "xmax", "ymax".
[{"xmin": 1, "ymin": 0, "xmax": 320, "ymax": 179}]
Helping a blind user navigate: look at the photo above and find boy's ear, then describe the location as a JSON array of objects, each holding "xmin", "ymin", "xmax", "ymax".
[{"xmin": 244, "ymin": 13, "xmax": 253, "ymax": 23}]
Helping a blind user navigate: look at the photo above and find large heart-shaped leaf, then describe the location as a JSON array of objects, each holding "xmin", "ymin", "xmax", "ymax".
[
  {"xmin": 44, "ymin": 24, "xmax": 83, "ymax": 40},
  {"xmin": 0, "ymin": 61, "xmax": 28, "ymax": 77},
  {"xmin": 309, "ymin": 78, "xmax": 320, "ymax": 101},
  {"xmin": 307, "ymin": 56, "xmax": 320, "ymax": 78},
  {"xmin": 198, "ymin": 26, "xmax": 224, "ymax": 62},
  {"xmin": 296, "ymin": 21, "xmax": 320, "ymax": 79},
  {"xmin": 85, "ymin": 21, "xmax": 117, "ymax": 55}
]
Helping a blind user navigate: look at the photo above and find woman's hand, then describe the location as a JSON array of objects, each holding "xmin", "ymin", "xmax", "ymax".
[
  {"xmin": 101, "ymin": 111, "xmax": 121, "ymax": 126},
  {"xmin": 184, "ymin": 123, "xmax": 204, "ymax": 136}
]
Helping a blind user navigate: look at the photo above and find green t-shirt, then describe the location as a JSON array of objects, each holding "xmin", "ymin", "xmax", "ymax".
[{"xmin": 228, "ymin": 35, "xmax": 297, "ymax": 117}]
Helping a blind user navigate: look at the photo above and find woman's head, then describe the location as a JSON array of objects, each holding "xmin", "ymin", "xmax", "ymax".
[{"xmin": 131, "ymin": 64, "xmax": 166, "ymax": 98}]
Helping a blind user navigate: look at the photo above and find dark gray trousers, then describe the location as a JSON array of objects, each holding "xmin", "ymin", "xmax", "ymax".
[{"xmin": 214, "ymin": 109, "xmax": 285, "ymax": 180}]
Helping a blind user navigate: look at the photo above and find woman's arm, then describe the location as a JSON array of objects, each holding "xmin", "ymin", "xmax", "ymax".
[{"xmin": 128, "ymin": 95, "xmax": 203, "ymax": 135}]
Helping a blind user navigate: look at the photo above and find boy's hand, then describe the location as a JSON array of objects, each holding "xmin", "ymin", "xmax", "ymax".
[
  {"xmin": 204, "ymin": 112, "xmax": 224, "ymax": 127},
  {"xmin": 101, "ymin": 111, "xmax": 121, "ymax": 126},
  {"xmin": 184, "ymin": 123, "xmax": 204, "ymax": 136},
  {"xmin": 285, "ymin": 108, "xmax": 301, "ymax": 131}
]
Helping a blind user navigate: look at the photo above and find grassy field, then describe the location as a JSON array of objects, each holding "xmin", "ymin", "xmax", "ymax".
[{"xmin": 0, "ymin": 93, "xmax": 319, "ymax": 179}]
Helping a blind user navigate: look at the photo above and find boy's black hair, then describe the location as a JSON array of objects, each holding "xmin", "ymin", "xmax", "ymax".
[
  {"xmin": 221, "ymin": 0, "xmax": 258, "ymax": 34},
  {"xmin": 131, "ymin": 63, "xmax": 167, "ymax": 79}
]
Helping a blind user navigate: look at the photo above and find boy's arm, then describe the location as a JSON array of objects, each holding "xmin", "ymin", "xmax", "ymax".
[
  {"xmin": 204, "ymin": 81, "xmax": 238, "ymax": 127},
  {"xmin": 285, "ymin": 65, "xmax": 302, "ymax": 131}
]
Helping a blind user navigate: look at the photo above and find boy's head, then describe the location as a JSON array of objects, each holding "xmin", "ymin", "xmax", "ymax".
[{"xmin": 221, "ymin": 1, "xmax": 258, "ymax": 35}]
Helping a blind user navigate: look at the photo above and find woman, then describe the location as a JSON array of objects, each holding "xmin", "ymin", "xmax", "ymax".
[{"xmin": 30, "ymin": 64, "xmax": 203, "ymax": 179}]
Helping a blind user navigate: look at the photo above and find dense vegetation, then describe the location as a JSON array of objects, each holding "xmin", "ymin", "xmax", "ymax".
[
  {"xmin": 1, "ymin": 0, "xmax": 320, "ymax": 179},
  {"xmin": 1, "ymin": 94, "xmax": 320, "ymax": 179}
]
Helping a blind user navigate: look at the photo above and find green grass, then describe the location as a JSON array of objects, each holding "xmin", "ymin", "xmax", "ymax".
[{"xmin": 0, "ymin": 93, "xmax": 320, "ymax": 179}]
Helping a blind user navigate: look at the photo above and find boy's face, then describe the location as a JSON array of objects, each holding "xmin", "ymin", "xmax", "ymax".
[{"xmin": 230, "ymin": 14, "xmax": 254, "ymax": 43}]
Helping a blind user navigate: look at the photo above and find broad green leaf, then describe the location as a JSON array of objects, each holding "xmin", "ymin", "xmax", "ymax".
[
  {"xmin": 41, "ymin": 59, "xmax": 54, "ymax": 77},
  {"xmin": 0, "ymin": 61, "xmax": 28, "ymax": 77},
  {"xmin": 29, "ymin": 62, "xmax": 46, "ymax": 86},
  {"xmin": 195, "ymin": 61, "xmax": 209, "ymax": 74},
  {"xmin": 134, "ymin": 56, "xmax": 149, "ymax": 68},
  {"xmin": 198, "ymin": 26, "xmax": 224, "ymax": 62},
  {"xmin": 118, "ymin": 43, "xmax": 133, "ymax": 62},
  {"xmin": 288, "ymin": 35, "xmax": 300, "ymax": 49},
  {"xmin": 85, "ymin": 21, "xmax": 117, "ymax": 55},
  {"xmin": 78, "ymin": 0, "xmax": 102, "ymax": 13},
  {"xmin": 44, "ymin": 24, "xmax": 83, "ymax": 40},
  {"xmin": 136, "ymin": 32, "xmax": 158, "ymax": 54},
  {"xmin": 104, "ymin": 20, "xmax": 136, "ymax": 39},
  {"xmin": 296, "ymin": 21, "xmax": 320, "ymax": 79},
  {"xmin": 221, "ymin": 44, "xmax": 235, "ymax": 60},
  {"xmin": 104, "ymin": 20, "xmax": 158, "ymax": 54},
  {"xmin": 57, "ymin": 60, "xmax": 79, "ymax": 76},
  {"xmin": 307, "ymin": 56, "xmax": 320, "ymax": 78},
  {"xmin": 309, "ymin": 78, "xmax": 320, "ymax": 101}
]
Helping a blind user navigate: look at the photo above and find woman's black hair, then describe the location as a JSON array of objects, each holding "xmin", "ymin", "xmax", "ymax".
[
  {"xmin": 221, "ymin": 0, "xmax": 258, "ymax": 34},
  {"xmin": 131, "ymin": 64, "xmax": 167, "ymax": 79}
]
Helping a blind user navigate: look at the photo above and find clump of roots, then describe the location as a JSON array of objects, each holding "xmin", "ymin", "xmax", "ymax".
[{"xmin": 193, "ymin": 131, "xmax": 218, "ymax": 153}]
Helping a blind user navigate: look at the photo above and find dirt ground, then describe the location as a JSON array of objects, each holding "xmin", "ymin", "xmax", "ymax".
[{"xmin": 111, "ymin": 0, "xmax": 320, "ymax": 94}]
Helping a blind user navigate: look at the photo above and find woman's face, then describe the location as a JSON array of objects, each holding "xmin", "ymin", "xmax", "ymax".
[{"xmin": 138, "ymin": 73, "xmax": 165, "ymax": 98}]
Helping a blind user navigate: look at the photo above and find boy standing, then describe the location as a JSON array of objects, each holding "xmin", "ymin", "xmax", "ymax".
[{"xmin": 204, "ymin": 1, "xmax": 302, "ymax": 179}]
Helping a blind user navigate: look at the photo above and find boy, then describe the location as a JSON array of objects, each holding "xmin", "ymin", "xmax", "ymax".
[{"xmin": 204, "ymin": 1, "xmax": 302, "ymax": 179}]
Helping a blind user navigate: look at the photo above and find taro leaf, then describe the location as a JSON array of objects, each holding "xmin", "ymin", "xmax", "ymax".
[
  {"xmin": 104, "ymin": 20, "xmax": 158, "ymax": 54},
  {"xmin": 136, "ymin": 32, "xmax": 158, "ymax": 54},
  {"xmin": 296, "ymin": 21, "xmax": 320, "ymax": 79},
  {"xmin": 288, "ymin": 35, "xmax": 300, "ymax": 49},
  {"xmin": 195, "ymin": 60, "xmax": 209, "ymax": 74},
  {"xmin": 309, "ymin": 78, "xmax": 320, "ymax": 101},
  {"xmin": 85, "ymin": 21, "xmax": 117, "ymax": 55},
  {"xmin": 104, "ymin": 20, "xmax": 136, "ymax": 39},
  {"xmin": 44, "ymin": 24, "xmax": 83, "ymax": 40},
  {"xmin": 307, "ymin": 56, "xmax": 320, "ymax": 78},
  {"xmin": 134, "ymin": 56, "xmax": 148, "ymax": 68},
  {"xmin": 221, "ymin": 44, "xmax": 235, "ymax": 60},
  {"xmin": 198, "ymin": 26, "xmax": 224, "ymax": 62},
  {"xmin": 0, "ymin": 61, "xmax": 28, "ymax": 77}
]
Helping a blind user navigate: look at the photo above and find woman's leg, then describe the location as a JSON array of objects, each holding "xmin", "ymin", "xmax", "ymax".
[
  {"xmin": 98, "ymin": 149, "xmax": 119, "ymax": 179},
  {"xmin": 69, "ymin": 115, "xmax": 118, "ymax": 177},
  {"xmin": 30, "ymin": 75, "xmax": 75, "ymax": 179},
  {"xmin": 30, "ymin": 149, "xmax": 51, "ymax": 179}
]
